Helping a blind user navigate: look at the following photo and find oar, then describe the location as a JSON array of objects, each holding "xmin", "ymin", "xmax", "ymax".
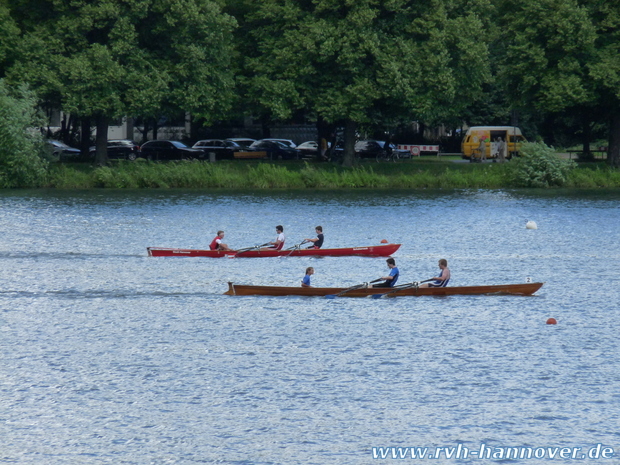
[
  {"xmin": 285, "ymin": 240, "xmax": 309, "ymax": 251},
  {"xmin": 371, "ymin": 279, "xmax": 434, "ymax": 299},
  {"xmin": 325, "ymin": 278, "xmax": 383, "ymax": 299},
  {"xmin": 234, "ymin": 242, "xmax": 271, "ymax": 256},
  {"xmin": 282, "ymin": 240, "xmax": 309, "ymax": 257}
]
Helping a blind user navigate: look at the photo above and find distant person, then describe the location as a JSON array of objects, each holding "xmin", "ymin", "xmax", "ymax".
[
  {"xmin": 261, "ymin": 225, "xmax": 286, "ymax": 250},
  {"xmin": 419, "ymin": 259, "xmax": 451, "ymax": 288},
  {"xmin": 383, "ymin": 138, "xmax": 393, "ymax": 157},
  {"xmin": 478, "ymin": 138, "xmax": 487, "ymax": 162},
  {"xmin": 497, "ymin": 137, "xmax": 506, "ymax": 163},
  {"xmin": 209, "ymin": 230, "xmax": 231, "ymax": 251},
  {"xmin": 302, "ymin": 267, "xmax": 314, "ymax": 287},
  {"xmin": 305, "ymin": 226, "xmax": 324, "ymax": 249},
  {"xmin": 320, "ymin": 138, "xmax": 328, "ymax": 160},
  {"xmin": 371, "ymin": 258, "xmax": 399, "ymax": 288}
]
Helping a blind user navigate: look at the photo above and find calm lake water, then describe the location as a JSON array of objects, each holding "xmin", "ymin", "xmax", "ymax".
[{"xmin": 1, "ymin": 189, "xmax": 619, "ymax": 464}]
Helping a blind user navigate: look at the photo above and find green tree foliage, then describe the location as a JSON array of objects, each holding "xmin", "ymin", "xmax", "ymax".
[
  {"xmin": 233, "ymin": 0, "xmax": 492, "ymax": 165},
  {"xmin": 7, "ymin": 0, "xmax": 237, "ymax": 164},
  {"xmin": 0, "ymin": 79, "xmax": 48, "ymax": 187},
  {"xmin": 496, "ymin": 0, "xmax": 620, "ymax": 166},
  {"xmin": 0, "ymin": 2, "xmax": 19, "ymax": 77}
]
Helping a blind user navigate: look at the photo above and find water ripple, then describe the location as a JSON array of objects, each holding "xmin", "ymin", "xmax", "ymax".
[{"xmin": 1, "ymin": 189, "xmax": 619, "ymax": 464}]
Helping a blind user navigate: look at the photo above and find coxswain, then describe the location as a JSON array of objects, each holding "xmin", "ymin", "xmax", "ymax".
[{"xmin": 301, "ymin": 267, "xmax": 314, "ymax": 287}]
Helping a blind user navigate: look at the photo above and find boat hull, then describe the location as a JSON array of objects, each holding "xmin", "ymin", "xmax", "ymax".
[
  {"xmin": 147, "ymin": 243, "xmax": 401, "ymax": 258},
  {"xmin": 223, "ymin": 282, "xmax": 544, "ymax": 297}
]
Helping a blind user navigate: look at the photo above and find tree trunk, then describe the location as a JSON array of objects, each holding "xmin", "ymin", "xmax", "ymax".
[
  {"xmin": 581, "ymin": 117, "xmax": 592, "ymax": 160},
  {"xmin": 260, "ymin": 115, "xmax": 271, "ymax": 139},
  {"xmin": 60, "ymin": 113, "xmax": 67, "ymax": 142},
  {"xmin": 609, "ymin": 111, "xmax": 620, "ymax": 167},
  {"xmin": 342, "ymin": 119, "xmax": 356, "ymax": 167},
  {"xmin": 126, "ymin": 117, "xmax": 135, "ymax": 142},
  {"xmin": 328, "ymin": 129, "xmax": 337, "ymax": 160},
  {"xmin": 138, "ymin": 121, "xmax": 149, "ymax": 144},
  {"xmin": 152, "ymin": 118, "xmax": 159, "ymax": 140},
  {"xmin": 582, "ymin": 122, "xmax": 591, "ymax": 155},
  {"xmin": 95, "ymin": 114, "xmax": 109, "ymax": 166},
  {"xmin": 80, "ymin": 117, "xmax": 91, "ymax": 160}
]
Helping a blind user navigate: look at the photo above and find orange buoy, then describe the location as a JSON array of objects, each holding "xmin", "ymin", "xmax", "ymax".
[
  {"xmin": 546, "ymin": 318, "xmax": 557, "ymax": 325},
  {"xmin": 380, "ymin": 239, "xmax": 388, "ymax": 243}
]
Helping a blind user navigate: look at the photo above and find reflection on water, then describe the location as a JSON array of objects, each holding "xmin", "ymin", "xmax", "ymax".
[{"xmin": 1, "ymin": 189, "xmax": 619, "ymax": 464}]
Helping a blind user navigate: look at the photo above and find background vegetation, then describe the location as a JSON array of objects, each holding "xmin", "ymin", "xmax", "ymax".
[
  {"xmin": 0, "ymin": 80, "xmax": 48, "ymax": 187},
  {"xmin": 1, "ymin": 0, "xmax": 620, "ymax": 186},
  {"xmin": 43, "ymin": 156, "xmax": 620, "ymax": 189}
]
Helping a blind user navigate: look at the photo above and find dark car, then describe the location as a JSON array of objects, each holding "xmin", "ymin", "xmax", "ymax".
[
  {"xmin": 89, "ymin": 139, "xmax": 141, "ymax": 160},
  {"xmin": 45, "ymin": 140, "xmax": 81, "ymax": 161},
  {"xmin": 354, "ymin": 140, "xmax": 410, "ymax": 161},
  {"xmin": 249, "ymin": 140, "xmax": 301, "ymax": 160},
  {"xmin": 140, "ymin": 140, "xmax": 203, "ymax": 161},
  {"xmin": 192, "ymin": 139, "xmax": 243, "ymax": 160}
]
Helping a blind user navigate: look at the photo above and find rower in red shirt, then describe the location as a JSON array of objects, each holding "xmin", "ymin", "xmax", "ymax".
[{"xmin": 209, "ymin": 230, "xmax": 231, "ymax": 251}]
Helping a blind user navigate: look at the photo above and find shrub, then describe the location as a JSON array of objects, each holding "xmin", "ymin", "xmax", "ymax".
[
  {"xmin": 0, "ymin": 80, "xmax": 48, "ymax": 187},
  {"xmin": 510, "ymin": 142, "xmax": 576, "ymax": 187}
]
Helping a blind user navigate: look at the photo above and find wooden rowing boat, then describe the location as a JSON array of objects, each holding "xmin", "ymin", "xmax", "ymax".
[
  {"xmin": 223, "ymin": 282, "xmax": 544, "ymax": 297},
  {"xmin": 147, "ymin": 243, "xmax": 401, "ymax": 258}
]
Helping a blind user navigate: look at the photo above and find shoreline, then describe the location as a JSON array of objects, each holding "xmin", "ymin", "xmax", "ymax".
[{"xmin": 4, "ymin": 157, "xmax": 620, "ymax": 189}]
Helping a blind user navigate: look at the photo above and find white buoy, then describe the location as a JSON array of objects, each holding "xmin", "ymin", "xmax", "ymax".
[{"xmin": 526, "ymin": 220, "xmax": 538, "ymax": 230}]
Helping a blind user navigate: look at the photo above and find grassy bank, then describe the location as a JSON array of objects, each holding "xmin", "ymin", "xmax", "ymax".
[{"xmin": 44, "ymin": 158, "xmax": 620, "ymax": 189}]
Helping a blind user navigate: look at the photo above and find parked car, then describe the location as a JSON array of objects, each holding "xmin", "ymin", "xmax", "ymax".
[
  {"xmin": 249, "ymin": 140, "xmax": 301, "ymax": 160},
  {"xmin": 45, "ymin": 140, "xmax": 81, "ymax": 161},
  {"xmin": 297, "ymin": 140, "xmax": 339, "ymax": 160},
  {"xmin": 140, "ymin": 140, "xmax": 203, "ymax": 160},
  {"xmin": 192, "ymin": 139, "xmax": 244, "ymax": 160},
  {"xmin": 226, "ymin": 138, "xmax": 256, "ymax": 149},
  {"xmin": 297, "ymin": 140, "xmax": 319, "ymax": 156},
  {"xmin": 89, "ymin": 139, "xmax": 141, "ymax": 160},
  {"xmin": 262, "ymin": 138, "xmax": 297, "ymax": 148},
  {"xmin": 354, "ymin": 140, "xmax": 410, "ymax": 160}
]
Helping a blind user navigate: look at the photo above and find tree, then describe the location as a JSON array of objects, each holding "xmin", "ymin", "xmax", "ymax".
[
  {"xmin": 0, "ymin": 79, "xmax": 48, "ymax": 187},
  {"xmin": 496, "ymin": 0, "xmax": 620, "ymax": 166},
  {"xmin": 0, "ymin": 2, "xmax": 19, "ymax": 78},
  {"xmin": 233, "ymin": 0, "xmax": 492, "ymax": 166},
  {"xmin": 7, "ymin": 0, "xmax": 237, "ymax": 164}
]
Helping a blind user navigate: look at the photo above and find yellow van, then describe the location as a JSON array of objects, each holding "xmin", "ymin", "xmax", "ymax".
[{"xmin": 461, "ymin": 126, "xmax": 526, "ymax": 160}]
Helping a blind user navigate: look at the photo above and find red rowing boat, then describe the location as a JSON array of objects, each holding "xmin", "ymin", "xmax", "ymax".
[
  {"xmin": 224, "ymin": 282, "xmax": 544, "ymax": 297},
  {"xmin": 147, "ymin": 243, "xmax": 400, "ymax": 258}
]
